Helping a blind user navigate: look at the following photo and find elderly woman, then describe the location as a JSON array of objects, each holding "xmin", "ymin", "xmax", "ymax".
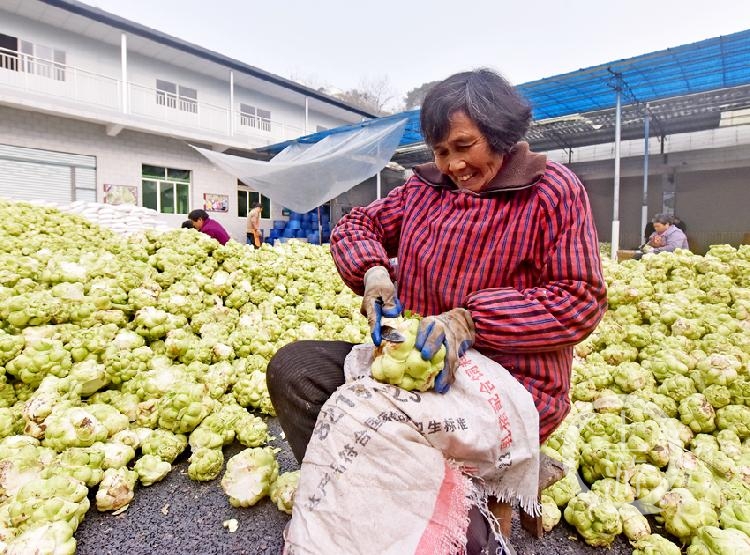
[
  {"xmin": 644, "ymin": 213, "xmax": 689, "ymax": 253},
  {"xmin": 267, "ymin": 68, "xmax": 607, "ymax": 553}
]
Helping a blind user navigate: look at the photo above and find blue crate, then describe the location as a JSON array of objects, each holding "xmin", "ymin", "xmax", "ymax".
[
  {"xmin": 273, "ymin": 220, "xmax": 286, "ymax": 230},
  {"xmin": 287, "ymin": 220, "xmax": 301, "ymax": 230}
]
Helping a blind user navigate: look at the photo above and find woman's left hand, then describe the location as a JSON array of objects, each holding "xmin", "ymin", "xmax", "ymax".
[
  {"xmin": 415, "ymin": 308, "xmax": 475, "ymax": 394},
  {"xmin": 650, "ymin": 235, "xmax": 665, "ymax": 247}
]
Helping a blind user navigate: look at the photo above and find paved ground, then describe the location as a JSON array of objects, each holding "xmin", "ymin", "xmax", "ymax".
[{"xmin": 75, "ymin": 419, "xmax": 635, "ymax": 555}]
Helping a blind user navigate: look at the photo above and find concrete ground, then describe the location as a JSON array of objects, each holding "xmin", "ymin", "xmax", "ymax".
[{"xmin": 75, "ymin": 419, "xmax": 635, "ymax": 555}]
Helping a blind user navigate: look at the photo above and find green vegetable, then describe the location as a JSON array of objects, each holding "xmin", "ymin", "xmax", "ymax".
[
  {"xmin": 42, "ymin": 406, "xmax": 110, "ymax": 451},
  {"xmin": 140, "ymin": 429, "xmax": 187, "ymax": 463},
  {"xmin": 370, "ymin": 317, "xmax": 447, "ymax": 392},
  {"xmin": 221, "ymin": 447, "xmax": 279, "ymax": 507},
  {"xmin": 542, "ymin": 471, "xmax": 582, "ymax": 508},
  {"xmin": 658, "ymin": 488, "xmax": 719, "ymax": 544},
  {"xmin": 685, "ymin": 525, "xmax": 750, "ymax": 554},
  {"xmin": 631, "ymin": 533, "xmax": 681, "ymax": 555},
  {"xmin": 96, "ymin": 467, "xmax": 137, "ymax": 512},
  {"xmin": 8, "ymin": 474, "xmax": 89, "ymax": 532},
  {"xmin": 540, "ymin": 494, "xmax": 561, "ymax": 532},
  {"xmin": 187, "ymin": 448, "xmax": 224, "ymax": 481},
  {"xmin": 270, "ymin": 470, "xmax": 300, "ymax": 515},
  {"xmin": 618, "ymin": 503, "xmax": 650, "ymax": 541},
  {"xmin": 133, "ymin": 454, "xmax": 172, "ymax": 487},
  {"xmin": 563, "ymin": 491, "xmax": 622, "ymax": 547},
  {"xmin": 720, "ymin": 500, "xmax": 750, "ymax": 537},
  {"xmin": 1, "ymin": 520, "xmax": 77, "ymax": 555},
  {"xmin": 679, "ymin": 393, "xmax": 717, "ymax": 433}
]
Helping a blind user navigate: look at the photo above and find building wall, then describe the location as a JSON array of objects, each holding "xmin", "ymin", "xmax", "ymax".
[
  {"xmin": 580, "ymin": 166, "xmax": 750, "ymax": 254},
  {"xmin": 0, "ymin": 104, "xmax": 289, "ymax": 242},
  {"xmin": 1, "ymin": 10, "xmax": 349, "ymax": 142}
]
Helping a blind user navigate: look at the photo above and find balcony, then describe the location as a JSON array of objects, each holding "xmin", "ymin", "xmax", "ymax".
[{"xmin": 0, "ymin": 47, "xmax": 307, "ymax": 147}]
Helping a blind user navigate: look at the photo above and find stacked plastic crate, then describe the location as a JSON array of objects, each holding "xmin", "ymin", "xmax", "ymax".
[{"xmin": 266, "ymin": 206, "xmax": 331, "ymax": 245}]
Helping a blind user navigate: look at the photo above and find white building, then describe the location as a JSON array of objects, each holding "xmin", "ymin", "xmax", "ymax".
[{"xmin": 0, "ymin": 0, "xmax": 374, "ymax": 240}]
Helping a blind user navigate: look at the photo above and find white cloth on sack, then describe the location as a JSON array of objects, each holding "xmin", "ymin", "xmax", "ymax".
[{"xmin": 284, "ymin": 345, "xmax": 540, "ymax": 555}]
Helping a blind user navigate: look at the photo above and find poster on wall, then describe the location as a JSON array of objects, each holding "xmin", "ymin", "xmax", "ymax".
[
  {"xmin": 203, "ymin": 193, "xmax": 229, "ymax": 212},
  {"xmin": 103, "ymin": 184, "xmax": 137, "ymax": 205}
]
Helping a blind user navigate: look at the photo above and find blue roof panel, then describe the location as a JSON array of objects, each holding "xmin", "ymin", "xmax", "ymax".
[{"xmin": 257, "ymin": 28, "xmax": 750, "ymax": 156}]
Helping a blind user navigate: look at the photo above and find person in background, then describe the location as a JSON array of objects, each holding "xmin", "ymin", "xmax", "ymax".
[
  {"xmin": 181, "ymin": 220, "xmax": 194, "ymax": 229},
  {"xmin": 266, "ymin": 68, "xmax": 607, "ymax": 553},
  {"xmin": 642, "ymin": 213, "xmax": 689, "ymax": 254},
  {"xmin": 246, "ymin": 202, "xmax": 263, "ymax": 248},
  {"xmin": 187, "ymin": 209, "xmax": 230, "ymax": 245},
  {"xmin": 644, "ymin": 214, "xmax": 686, "ymax": 243}
]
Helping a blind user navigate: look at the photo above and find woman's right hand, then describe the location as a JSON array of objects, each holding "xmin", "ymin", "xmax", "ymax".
[{"xmin": 360, "ymin": 266, "xmax": 402, "ymax": 346}]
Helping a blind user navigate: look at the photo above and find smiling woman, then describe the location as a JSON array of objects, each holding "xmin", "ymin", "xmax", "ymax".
[
  {"xmin": 431, "ymin": 112, "xmax": 505, "ymax": 193},
  {"xmin": 266, "ymin": 68, "xmax": 607, "ymax": 554}
]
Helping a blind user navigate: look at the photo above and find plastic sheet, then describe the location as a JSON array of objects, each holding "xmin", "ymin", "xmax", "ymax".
[{"xmin": 193, "ymin": 118, "xmax": 407, "ymax": 213}]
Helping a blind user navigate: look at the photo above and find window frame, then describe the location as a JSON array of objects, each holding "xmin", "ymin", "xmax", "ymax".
[
  {"xmin": 237, "ymin": 185, "xmax": 271, "ymax": 219},
  {"xmin": 239, "ymin": 103, "xmax": 271, "ymax": 132},
  {"xmin": 156, "ymin": 79, "xmax": 178, "ymax": 109},
  {"xmin": 141, "ymin": 165, "xmax": 191, "ymax": 215},
  {"xmin": 156, "ymin": 79, "xmax": 198, "ymax": 113}
]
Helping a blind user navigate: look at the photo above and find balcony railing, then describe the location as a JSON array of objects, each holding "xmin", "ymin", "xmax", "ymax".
[
  {"xmin": 0, "ymin": 47, "xmax": 120, "ymax": 110},
  {"xmin": 0, "ymin": 47, "xmax": 311, "ymax": 146}
]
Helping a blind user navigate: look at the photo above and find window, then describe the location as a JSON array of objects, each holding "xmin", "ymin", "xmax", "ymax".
[
  {"xmin": 257, "ymin": 109, "xmax": 271, "ymax": 132},
  {"xmin": 156, "ymin": 80, "xmax": 177, "ymax": 109},
  {"xmin": 238, "ymin": 186, "xmax": 271, "ymax": 219},
  {"xmin": 156, "ymin": 80, "xmax": 198, "ymax": 113},
  {"xmin": 239, "ymin": 103, "xmax": 272, "ymax": 132},
  {"xmin": 0, "ymin": 33, "xmax": 18, "ymax": 72},
  {"xmin": 178, "ymin": 85, "xmax": 197, "ymax": 113},
  {"xmin": 239, "ymin": 103, "xmax": 256, "ymax": 128},
  {"xmin": 0, "ymin": 34, "xmax": 65, "ymax": 80},
  {"xmin": 142, "ymin": 165, "xmax": 190, "ymax": 214}
]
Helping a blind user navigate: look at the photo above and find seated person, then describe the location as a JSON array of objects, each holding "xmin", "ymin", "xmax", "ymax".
[
  {"xmin": 638, "ymin": 213, "xmax": 689, "ymax": 256},
  {"xmin": 187, "ymin": 209, "xmax": 230, "ymax": 245}
]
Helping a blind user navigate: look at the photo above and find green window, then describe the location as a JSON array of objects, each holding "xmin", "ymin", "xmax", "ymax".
[
  {"xmin": 142, "ymin": 165, "xmax": 190, "ymax": 214},
  {"xmin": 238, "ymin": 185, "xmax": 271, "ymax": 219}
]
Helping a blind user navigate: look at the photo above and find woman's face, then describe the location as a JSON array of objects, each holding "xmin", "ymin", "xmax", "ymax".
[
  {"xmin": 432, "ymin": 111, "xmax": 504, "ymax": 193},
  {"xmin": 653, "ymin": 222, "xmax": 669, "ymax": 233}
]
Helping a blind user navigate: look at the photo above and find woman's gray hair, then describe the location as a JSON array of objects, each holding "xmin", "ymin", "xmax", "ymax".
[
  {"xmin": 651, "ymin": 213, "xmax": 673, "ymax": 225},
  {"xmin": 420, "ymin": 68, "xmax": 532, "ymax": 154}
]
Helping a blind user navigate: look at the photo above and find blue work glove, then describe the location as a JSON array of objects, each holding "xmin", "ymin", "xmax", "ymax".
[
  {"xmin": 414, "ymin": 308, "xmax": 475, "ymax": 394},
  {"xmin": 360, "ymin": 266, "xmax": 402, "ymax": 346}
]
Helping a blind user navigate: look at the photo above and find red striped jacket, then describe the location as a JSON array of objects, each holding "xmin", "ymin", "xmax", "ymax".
[{"xmin": 330, "ymin": 144, "xmax": 607, "ymax": 442}]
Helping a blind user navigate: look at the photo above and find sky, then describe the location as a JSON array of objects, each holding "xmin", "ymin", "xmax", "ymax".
[{"xmin": 89, "ymin": 0, "xmax": 750, "ymax": 111}]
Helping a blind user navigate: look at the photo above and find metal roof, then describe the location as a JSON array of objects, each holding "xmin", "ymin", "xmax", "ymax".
[{"xmin": 254, "ymin": 28, "xmax": 750, "ymax": 159}]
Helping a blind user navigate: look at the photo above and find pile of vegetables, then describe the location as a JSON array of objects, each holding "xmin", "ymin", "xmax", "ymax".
[
  {"xmin": 0, "ymin": 200, "xmax": 367, "ymax": 553},
  {"xmin": 542, "ymin": 245, "xmax": 750, "ymax": 552},
  {"xmin": 3, "ymin": 196, "xmax": 750, "ymax": 553}
]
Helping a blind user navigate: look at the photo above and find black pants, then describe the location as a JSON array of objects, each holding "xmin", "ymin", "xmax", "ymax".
[{"xmin": 266, "ymin": 340, "xmax": 502, "ymax": 554}]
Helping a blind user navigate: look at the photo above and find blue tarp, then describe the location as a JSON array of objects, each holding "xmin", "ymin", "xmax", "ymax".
[{"xmin": 256, "ymin": 28, "xmax": 750, "ymax": 156}]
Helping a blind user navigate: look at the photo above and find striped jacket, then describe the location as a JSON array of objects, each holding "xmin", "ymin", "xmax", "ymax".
[{"xmin": 330, "ymin": 143, "xmax": 607, "ymax": 442}]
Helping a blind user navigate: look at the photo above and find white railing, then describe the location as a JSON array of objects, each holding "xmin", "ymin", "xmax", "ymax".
[
  {"xmin": 129, "ymin": 82, "xmax": 229, "ymax": 136},
  {"xmin": 0, "ymin": 47, "xmax": 314, "ymax": 145},
  {"xmin": 0, "ymin": 47, "xmax": 121, "ymax": 111},
  {"xmin": 232, "ymin": 111, "xmax": 305, "ymax": 142}
]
